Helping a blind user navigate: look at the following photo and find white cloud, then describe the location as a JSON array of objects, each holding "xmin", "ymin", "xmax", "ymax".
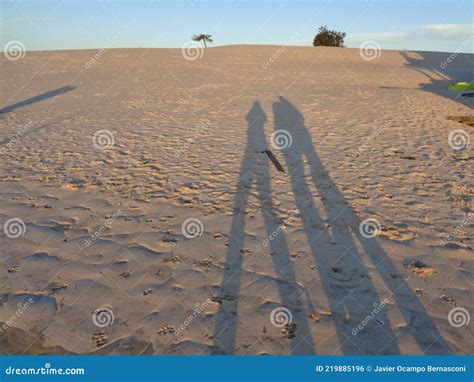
[
  {"xmin": 345, "ymin": 23, "xmax": 473, "ymax": 52},
  {"xmin": 420, "ymin": 24, "xmax": 473, "ymax": 39}
]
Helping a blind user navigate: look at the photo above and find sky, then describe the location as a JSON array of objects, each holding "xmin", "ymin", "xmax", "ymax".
[{"xmin": 1, "ymin": 0, "xmax": 473, "ymax": 53}]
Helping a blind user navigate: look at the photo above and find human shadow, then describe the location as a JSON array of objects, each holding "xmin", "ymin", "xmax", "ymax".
[
  {"xmin": 273, "ymin": 96, "xmax": 451, "ymax": 354},
  {"xmin": 213, "ymin": 102, "xmax": 316, "ymax": 354},
  {"xmin": 0, "ymin": 85, "xmax": 76, "ymax": 113},
  {"xmin": 400, "ymin": 51, "xmax": 473, "ymax": 109}
]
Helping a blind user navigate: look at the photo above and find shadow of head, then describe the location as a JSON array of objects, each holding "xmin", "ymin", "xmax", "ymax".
[
  {"xmin": 272, "ymin": 96, "xmax": 310, "ymax": 153},
  {"xmin": 400, "ymin": 51, "xmax": 473, "ymax": 109},
  {"xmin": 246, "ymin": 101, "xmax": 266, "ymax": 125}
]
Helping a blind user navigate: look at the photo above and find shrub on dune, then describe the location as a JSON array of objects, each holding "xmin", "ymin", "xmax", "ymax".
[{"xmin": 313, "ymin": 26, "xmax": 346, "ymax": 47}]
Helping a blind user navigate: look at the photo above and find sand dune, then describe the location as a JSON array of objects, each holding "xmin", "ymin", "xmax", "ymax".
[{"xmin": 0, "ymin": 46, "xmax": 472, "ymax": 354}]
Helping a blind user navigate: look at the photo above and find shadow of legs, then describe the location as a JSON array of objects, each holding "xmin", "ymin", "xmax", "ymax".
[{"xmin": 273, "ymin": 96, "xmax": 450, "ymax": 354}]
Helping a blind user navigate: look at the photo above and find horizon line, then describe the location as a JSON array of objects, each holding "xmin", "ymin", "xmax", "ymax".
[{"xmin": 3, "ymin": 44, "xmax": 473, "ymax": 55}]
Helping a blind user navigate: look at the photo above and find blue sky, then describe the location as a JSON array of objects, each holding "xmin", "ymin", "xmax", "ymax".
[{"xmin": 1, "ymin": 0, "xmax": 473, "ymax": 52}]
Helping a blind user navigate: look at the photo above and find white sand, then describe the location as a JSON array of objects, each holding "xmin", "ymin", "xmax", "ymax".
[{"xmin": 0, "ymin": 46, "xmax": 472, "ymax": 354}]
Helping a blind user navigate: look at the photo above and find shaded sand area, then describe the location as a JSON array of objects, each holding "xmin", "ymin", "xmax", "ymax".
[{"xmin": 0, "ymin": 46, "xmax": 472, "ymax": 354}]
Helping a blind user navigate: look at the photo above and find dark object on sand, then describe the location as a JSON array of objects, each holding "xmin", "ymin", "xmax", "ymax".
[
  {"xmin": 263, "ymin": 150, "xmax": 285, "ymax": 173},
  {"xmin": 0, "ymin": 85, "xmax": 76, "ymax": 113},
  {"xmin": 447, "ymin": 115, "xmax": 474, "ymax": 127}
]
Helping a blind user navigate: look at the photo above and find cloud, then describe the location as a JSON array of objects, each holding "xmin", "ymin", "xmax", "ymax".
[
  {"xmin": 345, "ymin": 23, "xmax": 473, "ymax": 52},
  {"xmin": 420, "ymin": 24, "xmax": 473, "ymax": 39}
]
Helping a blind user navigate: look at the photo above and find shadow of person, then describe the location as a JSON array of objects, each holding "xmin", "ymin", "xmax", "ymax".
[
  {"xmin": 213, "ymin": 101, "xmax": 316, "ymax": 354},
  {"xmin": 0, "ymin": 85, "xmax": 77, "ymax": 113},
  {"xmin": 400, "ymin": 51, "xmax": 472, "ymax": 109},
  {"xmin": 272, "ymin": 96, "xmax": 451, "ymax": 354}
]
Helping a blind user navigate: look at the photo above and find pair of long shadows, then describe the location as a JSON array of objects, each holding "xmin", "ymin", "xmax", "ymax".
[
  {"xmin": 0, "ymin": 85, "xmax": 76, "ymax": 113},
  {"xmin": 213, "ymin": 97, "xmax": 451, "ymax": 355},
  {"xmin": 400, "ymin": 51, "xmax": 473, "ymax": 110}
]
